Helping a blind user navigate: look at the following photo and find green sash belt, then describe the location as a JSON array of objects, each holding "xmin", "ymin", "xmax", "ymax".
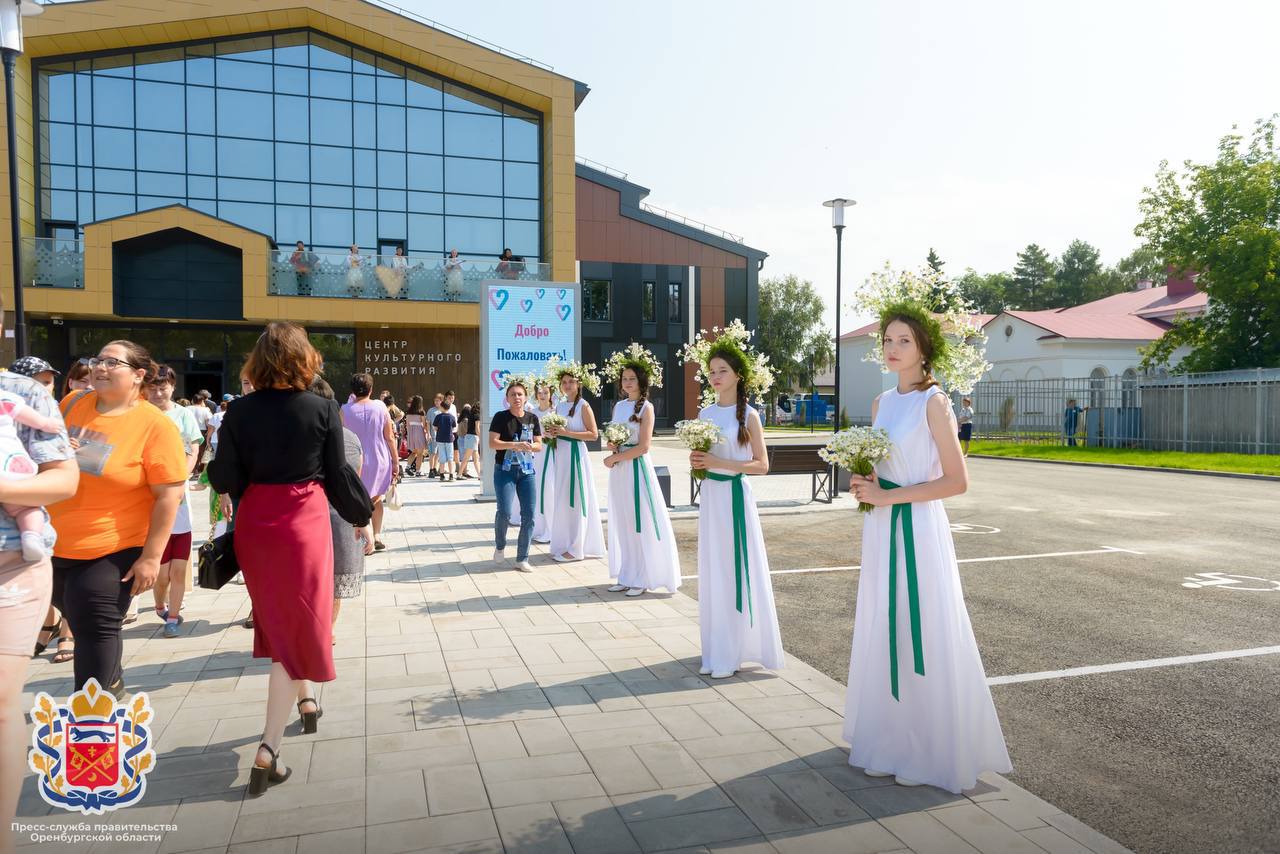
[
  {"xmin": 623, "ymin": 444, "xmax": 661, "ymax": 539},
  {"xmin": 561, "ymin": 436, "xmax": 586, "ymax": 517},
  {"xmin": 879, "ymin": 477, "xmax": 925, "ymax": 700},
  {"xmin": 704, "ymin": 471, "xmax": 753, "ymax": 625},
  {"xmin": 539, "ymin": 442, "xmax": 556, "ymax": 514}
]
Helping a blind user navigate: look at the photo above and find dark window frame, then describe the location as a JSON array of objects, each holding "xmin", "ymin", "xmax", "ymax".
[
  {"xmin": 582, "ymin": 278, "xmax": 611, "ymax": 322},
  {"xmin": 641, "ymin": 280, "xmax": 655, "ymax": 323},
  {"xmin": 668, "ymin": 281, "xmax": 682, "ymax": 322}
]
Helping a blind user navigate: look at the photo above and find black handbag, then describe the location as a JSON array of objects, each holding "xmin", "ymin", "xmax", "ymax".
[{"xmin": 197, "ymin": 529, "xmax": 239, "ymax": 590}]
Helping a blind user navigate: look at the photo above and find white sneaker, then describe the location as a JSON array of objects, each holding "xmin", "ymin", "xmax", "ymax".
[
  {"xmin": 710, "ymin": 670, "xmax": 735, "ymax": 679},
  {"xmin": 625, "ymin": 588, "xmax": 646, "ymax": 597},
  {"xmin": 552, "ymin": 552, "xmax": 579, "ymax": 563},
  {"xmin": 607, "ymin": 584, "xmax": 627, "ymax": 592},
  {"xmin": 514, "ymin": 560, "xmax": 534, "ymax": 573},
  {"xmin": 862, "ymin": 769, "xmax": 894, "ymax": 778},
  {"xmin": 492, "ymin": 549, "xmax": 505, "ymax": 564},
  {"xmin": 894, "ymin": 776, "xmax": 924, "ymax": 787},
  {"xmin": 698, "ymin": 666, "xmax": 713, "ymax": 675}
]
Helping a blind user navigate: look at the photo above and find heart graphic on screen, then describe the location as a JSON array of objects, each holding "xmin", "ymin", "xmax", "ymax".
[
  {"xmin": 490, "ymin": 369, "xmax": 510, "ymax": 390},
  {"xmin": 556, "ymin": 304, "xmax": 572, "ymax": 322},
  {"xmin": 489, "ymin": 289, "xmax": 509, "ymax": 310},
  {"xmin": 521, "ymin": 298, "xmax": 534, "ymax": 313},
  {"xmin": 536, "ymin": 288, "xmax": 546, "ymax": 299},
  {"xmin": 558, "ymin": 288, "xmax": 568, "ymax": 300}
]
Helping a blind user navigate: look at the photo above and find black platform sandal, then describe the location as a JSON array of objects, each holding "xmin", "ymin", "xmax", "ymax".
[
  {"xmin": 33, "ymin": 622, "xmax": 60, "ymax": 657},
  {"xmin": 297, "ymin": 697, "xmax": 323, "ymax": 734},
  {"xmin": 248, "ymin": 743, "xmax": 292, "ymax": 796}
]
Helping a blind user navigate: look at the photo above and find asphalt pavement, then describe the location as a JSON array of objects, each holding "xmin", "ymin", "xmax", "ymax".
[{"xmin": 634, "ymin": 457, "xmax": 1280, "ymax": 854}]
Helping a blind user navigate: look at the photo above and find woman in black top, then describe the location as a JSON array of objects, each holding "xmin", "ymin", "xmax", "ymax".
[
  {"xmin": 208, "ymin": 322, "xmax": 373, "ymax": 797},
  {"xmin": 488, "ymin": 379, "xmax": 542, "ymax": 572}
]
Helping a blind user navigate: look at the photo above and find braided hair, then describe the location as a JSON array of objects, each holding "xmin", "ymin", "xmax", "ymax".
[
  {"xmin": 565, "ymin": 374, "xmax": 582, "ymax": 417},
  {"xmin": 624, "ymin": 365, "xmax": 650, "ymax": 423},
  {"xmin": 709, "ymin": 349, "xmax": 751, "ymax": 445}
]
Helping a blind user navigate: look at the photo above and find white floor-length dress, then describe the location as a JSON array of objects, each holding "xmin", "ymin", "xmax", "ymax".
[
  {"xmin": 697, "ymin": 403, "xmax": 784, "ymax": 673},
  {"xmin": 843, "ymin": 385, "xmax": 1011, "ymax": 793},
  {"xmin": 606, "ymin": 399, "xmax": 680, "ymax": 591},
  {"xmin": 531, "ymin": 400, "xmax": 556, "ymax": 542},
  {"xmin": 548, "ymin": 398, "xmax": 606, "ymax": 559}
]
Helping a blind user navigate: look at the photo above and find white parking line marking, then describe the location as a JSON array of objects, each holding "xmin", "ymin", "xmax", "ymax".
[
  {"xmin": 988, "ymin": 646, "xmax": 1280, "ymax": 686},
  {"xmin": 678, "ymin": 546, "xmax": 1142, "ymax": 580}
]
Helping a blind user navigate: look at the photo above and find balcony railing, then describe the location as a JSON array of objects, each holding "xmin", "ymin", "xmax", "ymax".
[
  {"xmin": 22, "ymin": 237, "xmax": 85, "ymax": 290},
  {"xmin": 268, "ymin": 252, "xmax": 550, "ymax": 301}
]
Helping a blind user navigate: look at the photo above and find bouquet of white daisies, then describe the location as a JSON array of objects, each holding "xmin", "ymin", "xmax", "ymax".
[
  {"xmin": 602, "ymin": 421, "xmax": 631, "ymax": 449},
  {"xmin": 675, "ymin": 419, "xmax": 725, "ymax": 480},
  {"xmin": 819, "ymin": 426, "xmax": 894, "ymax": 512},
  {"xmin": 540, "ymin": 412, "xmax": 568, "ymax": 449}
]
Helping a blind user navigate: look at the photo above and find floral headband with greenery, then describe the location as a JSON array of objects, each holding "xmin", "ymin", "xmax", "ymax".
[
  {"xmin": 601, "ymin": 342, "xmax": 664, "ymax": 389},
  {"xmin": 679, "ymin": 318, "xmax": 775, "ymax": 408},
  {"xmin": 544, "ymin": 356, "xmax": 602, "ymax": 396}
]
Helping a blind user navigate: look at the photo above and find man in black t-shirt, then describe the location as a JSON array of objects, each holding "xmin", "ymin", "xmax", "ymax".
[{"xmin": 488, "ymin": 381, "xmax": 543, "ymax": 572}]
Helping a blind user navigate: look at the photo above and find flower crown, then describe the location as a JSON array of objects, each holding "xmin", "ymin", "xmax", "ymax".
[
  {"xmin": 877, "ymin": 300, "xmax": 950, "ymax": 368},
  {"xmin": 544, "ymin": 356, "xmax": 602, "ymax": 397},
  {"xmin": 503, "ymin": 371, "xmax": 543, "ymax": 395},
  {"xmin": 679, "ymin": 318, "xmax": 775, "ymax": 408},
  {"xmin": 601, "ymin": 342, "xmax": 664, "ymax": 389}
]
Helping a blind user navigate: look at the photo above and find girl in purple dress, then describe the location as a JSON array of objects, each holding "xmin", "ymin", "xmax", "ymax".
[{"xmin": 341, "ymin": 374, "xmax": 398, "ymax": 551}]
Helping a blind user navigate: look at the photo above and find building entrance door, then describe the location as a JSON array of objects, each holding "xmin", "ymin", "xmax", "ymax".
[{"xmin": 181, "ymin": 360, "xmax": 224, "ymax": 402}]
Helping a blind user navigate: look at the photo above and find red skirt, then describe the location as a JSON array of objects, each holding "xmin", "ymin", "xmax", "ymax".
[{"xmin": 236, "ymin": 481, "xmax": 336, "ymax": 681}]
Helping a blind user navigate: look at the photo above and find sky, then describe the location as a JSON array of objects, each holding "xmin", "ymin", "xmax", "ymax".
[{"xmin": 404, "ymin": 0, "xmax": 1280, "ymax": 331}]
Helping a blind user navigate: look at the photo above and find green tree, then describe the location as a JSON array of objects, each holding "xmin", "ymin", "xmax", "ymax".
[
  {"xmin": 925, "ymin": 248, "xmax": 951, "ymax": 310},
  {"xmin": 1113, "ymin": 245, "xmax": 1164, "ymax": 287},
  {"xmin": 1053, "ymin": 239, "xmax": 1102, "ymax": 306},
  {"xmin": 955, "ymin": 269, "xmax": 1011, "ymax": 314},
  {"xmin": 1136, "ymin": 117, "xmax": 1280, "ymax": 371},
  {"xmin": 756, "ymin": 275, "xmax": 835, "ymax": 420},
  {"xmin": 1009, "ymin": 244, "xmax": 1056, "ymax": 309}
]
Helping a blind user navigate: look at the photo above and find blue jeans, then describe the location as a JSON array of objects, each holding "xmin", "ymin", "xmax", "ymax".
[{"xmin": 494, "ymin": 465, "xmax": 535, "ymax": 561}]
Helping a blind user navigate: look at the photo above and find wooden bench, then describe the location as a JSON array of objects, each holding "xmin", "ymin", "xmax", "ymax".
[{"xmin": 691, "ymin": 443, "xmax": 834, "ymax": 505}]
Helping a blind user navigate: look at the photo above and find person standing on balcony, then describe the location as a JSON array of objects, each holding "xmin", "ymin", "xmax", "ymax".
[
  {"xmin": 345, "ymin": 245, "xmax": 365, "ymax": 295},
  {"xmin": 391, "ymin": 245, "xmax": 409, "ymax": 299},
  {"xmin": 444, "ymin": 248, "xmax": 465, "ymax": 299},
  {"xmin": 290, "ymin": 241, "xmax": 316, "ymax": 296},
  {"xmin": 496, "ymin": 248, "xmax": 518, "ymax": 280}
]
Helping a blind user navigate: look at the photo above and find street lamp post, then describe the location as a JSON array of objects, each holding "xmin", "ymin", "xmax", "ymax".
[
  {"xmin": 0, "ymin": 0, "xmax": 41, "ymax": 358},
  {"xmin": 822, "ymin": 197, "xmax": 855, "ymax": 440}
]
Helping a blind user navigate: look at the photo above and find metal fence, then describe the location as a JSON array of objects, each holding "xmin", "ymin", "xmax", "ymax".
[{"xmin": 967, "ymin": 368, "xmax": 1280, "ymax": 454}]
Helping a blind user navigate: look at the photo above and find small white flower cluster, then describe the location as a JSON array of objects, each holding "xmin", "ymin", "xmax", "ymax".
[
  {"xmin": 504, "ymin": 371, "xmax": 544, "ymax": 396},
  {"xmin": 820, "ymin": 426, "xmax": 894, "ymax": 512},
  {"xmin": 851, "ymin": 264, "xmax": 993, "ymax": 394},
  {"xmin": 602, "ymin": 421, "xmax": 632, "ymax": 447},
  {"xmin": 678, "ymin": 319, "xmax": 775, "ymax": 409},
  {"xmin": 601, "ymin": 342, "xmax": 664, "ymax": 389},
  {"xmin": 539, "ymin": 411, "xmax": 568, "ymax": 448},
  {"xmin": 673, "ymin": 418, "xmax": 725, "ymax": 452},
  {"xmin": 544, "ymin": 356, "xmax": 602, "ymax": 396}
]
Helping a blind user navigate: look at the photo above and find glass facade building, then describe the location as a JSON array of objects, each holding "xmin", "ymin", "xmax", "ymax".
[{"xmin": 35, "ymin": 31, "xmax": 543, "ymax": 260}]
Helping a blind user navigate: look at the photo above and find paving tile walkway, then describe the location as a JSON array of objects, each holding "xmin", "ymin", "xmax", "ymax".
[{"xmin": 15, "ymin": 472, "xmax": 1132, "ymax": 854}]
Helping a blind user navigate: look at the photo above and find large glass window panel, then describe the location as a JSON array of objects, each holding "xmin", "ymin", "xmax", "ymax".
[
  {"xmin": 354, "ymin": 187, "xmax": 375, "ymax": 209},
  {"xmin": 308, "ymin": 37, "xmax": 352, "ymax": 71},
  {"xmin": 406, "ymin": 109, "xmax": 442, "ymax": 153},
  {"xmin": 378, "ymin": 189, "xmax": 407, "ymax": 211},
  {"xmin": 378, "ymin": 211, "xmax": 406, "ymax": 240},
  {"xmin": 188, "ymin": 175, "xmax": 216, "ymax": 198},
  {"xmin": 49, "ymin": 190, "xmax": 75, "ymax": 221},
  {"xmin": 445, "ymin": 216, "xmax": 502, "ymax": 254},
  {"xmin": 353, "ymin": 74, "xmax": 375, "ymax": 103},
  {"xmin": 75, "ymin": 73, "xmax": 92, "ymax": 124},
  {"xmin": 217, "ymin": 138, "xmax": 273, "ymax": 179},
  {"xmin": 311, "ymin": 145, "xmax": 351, "ymax": 184},
  {"xmin": 95, "ymin": 193, "xmax": 135, "ymax": 220},
  {"xmin": 188, "ymin": 198, "xmax": 216, "ymax": 217},
  {"xmin": 352, "ymin": 49, "xmax": 376, "ymax": 75},
  {"xmin": 377, "ymin": 75, "xmax": 405, "ymax": 105},
  {"xmin": 504, "ymin": 162, "xmax": 539, "ymax": 198},
  {"xmin": 443, "ymin": 83, "xmax": 500, "ymax": 116},
  {"xmin": 408, "ymin": 191, "xmax": 444, "ymax": 214},
  {"xmin": 355, "ymin": 209, "xmax": 375, "ymax": 247},
  {"xmin": 137, "ymin": 172, "xmax": 185, "ymax": 196},
  {"xmin": 276, "ymin": 181, "xmax": 309, "ymax": 205},
  {"xmin": 310, "ymin": 98, "xmax": 352, "ymax": 147},
  {"xmin": 138, "ymin": 196, "xmax": 182, "ymax": 213},
  {"xmin": 377, "ymin": 105, "xmax": 405, "ymax": 151},
  {"xmin": 354, "ymin": 149, "xmax": 375, "ymax": 186},
  {"xmin": 275, "ymin": 95, "xmax": 309, "ymax": 143},
  {"xmin": 218, "ymin": 177, "xmax": 273, "ymax": 203},
  {"xmin": 217, "ymin": 37, "xmax": 274, "ymax": 63},
  {"xmin": 445, "ymin": 112, "xmax": 501, "ymax": 159},
  {"xmin": 313, "ymin": 184, "xmax": 352, "ymax": 208},
  {"xmin": 273, "ymin": 33, "xmax": 309, "ymax": 67},
  {"xmin": 137, "ymin": 131, "xmax": 185, "ymax": 173},
  {"xmin": 93, "ymin": 127, "xmax": 134, "ymax": 169},
  {"xmin": 504, "ymin": 220, "xmax": 540, "ymax": 259},
  {"xmin": 135, "ymin": 48, "xmax": 185, "ymax": 82},
  {"xmin": 93, "ymin": 76, "xmax": 133, "ymax": 128},
  {"xmin": 218, "ymin": 201, "xmax": 273, "ymax": 235},
  {"xmin": 186, "ymin": 86, "xmax": 214, "ymax": 134},
  {"xmin": 409, "ymin": 214, "xmax": 443, "ymax": 252},
  {"xmin": 274, "ymin": 64, "xmax": 308, "ymax": 96},
  {"xmin": 503, "ymin": 116, "xmax": 538, "ymax": 162},
  {"xmin": 312, "ymin": 207, "xmax": 353, "ymax": 247},
  {"xmin": 353, "ymin": 102, "xmax": 375, "ymax": 149},
  {"xmin": 277, "ymin": 205, "xmax": 309, "ymax": 243},
  {"xmin": 377, "ymin": 151, "xmax": 405, "ymax": 188},
  {"xmin": 276, "ymin": 142, "xmax": 309, "ymax": 182},
  {"xmin": 77, "ymin": 166, "xmax": 92, "ymax": 187},
  {"xmin": 186, "ymin": 56, "xmax": 214, "ymax": 86},
  {"xmin": 505, "ymin": 198, "xmax": 538, "ymax": 220},
  {"xmin": 76, "ymin": 126, "xmax": 92, "ymax": 165},
  {"xmin": 188, "ymin": 136, "xmax": 215, "ymax": 174},
  {"xmin": 407, "ymin": 154, "xmax": 443, "ymax": 191},
  {"xmin": 406, "ymin": 70, "xmax": 442, "ymax": 108},
  {"xmin": 446, "ymin": 195, "xmax": 501, "ymax": 218},
  {"xmin": 49, "ymin": 165, "xmax": 76, "ymax": 189},
  {"xmin": 94, "ymin": 168, "xmax": 134, "ymax": 193},
  {"xmin": 216, "ymin": 57, "xmax": 272, "ymax": 91},
  {"xmin": 93, "ymin": 55, "xmax": 133, "ymax": 78},
  {"xmin": 78, "ymin": 190, "xmax": 92, "ymax": 217},
  {"xmin": 42, "ymin": 72, "xmax": 75, "ymax": 123},
  {"xmin": 309, "ymin": 69, "xmax": 351, "ymax": 100},
  {"xmin": 45, "ymin": 122, "xmax": 75, "ymax": 164},
  {"xmin": 376, "ymin": 57, "xmax": 404, "ymax": 77},
  {"xmin": 445, "ymin": 157, "xmax": 501, "ymax": 195},
  {"xmin": 217, "ymin": 89, "xmax": 273, "ymax": 139}
]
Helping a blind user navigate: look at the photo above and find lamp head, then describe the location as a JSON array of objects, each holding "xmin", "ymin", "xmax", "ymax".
[
  {"xmin": 0, "ymin": 0, "xmax": 41, "ymax": 54},
  {"xmin": 822, "ymin": 197, "xmax": 856, "ymax": 228}
]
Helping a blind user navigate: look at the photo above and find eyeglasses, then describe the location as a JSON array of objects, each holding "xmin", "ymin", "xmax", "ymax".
[{"xmin": 87, "ymin": 357, "xmax": 139, "ymax": 370}]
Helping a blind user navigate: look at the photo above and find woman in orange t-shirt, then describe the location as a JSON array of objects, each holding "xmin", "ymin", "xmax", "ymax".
[{"xmin": 48, "ymin": 340, "xmax": 187, "ymax": 696}]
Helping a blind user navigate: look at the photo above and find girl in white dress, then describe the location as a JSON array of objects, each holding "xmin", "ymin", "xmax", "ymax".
[
  {"xmin": 530, "ymin": 380, "xmax": 557, "ymax": 543},
  {"xmin": 345, "ymin": 245, "xmax": 364, "ymax": 294},
  {"xmin": 690, "ymin": 348, "xmax": 784, "ymax": 679},
  {"xmin": 844, "ymin": 309, "xmax": 1011, "ymax": 793},
  {"xmin": 603, "ymin": 354, "xmax": 680, "ymax": 596},
  {"xmin": 545, "ymin": 367, "xmax": 605, "ymax": 561}
]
